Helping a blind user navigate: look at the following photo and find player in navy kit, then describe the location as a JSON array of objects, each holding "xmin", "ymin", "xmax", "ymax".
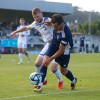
[
  {"xmin": 34, "ymin": 14, "xmax": 77, "ymax": 92},
  {"xmin": 79, "ymin": 34, "xmax": 85, "ymax": 53}
]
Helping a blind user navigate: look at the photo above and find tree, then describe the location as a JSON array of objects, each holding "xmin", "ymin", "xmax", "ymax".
[{"xmin": 91, "ymin": 20, "xmax": 100, "ymax": 34}]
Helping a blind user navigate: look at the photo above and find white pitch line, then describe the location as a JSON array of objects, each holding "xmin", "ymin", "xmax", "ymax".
[{"xmin": 0, "ymin": 89, "xmax": 100, "ymax": 100}]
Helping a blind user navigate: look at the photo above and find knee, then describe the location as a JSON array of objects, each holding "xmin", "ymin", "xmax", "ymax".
[
  {"xmin": 61, "ymin": 69, "xmax": 68, "ymax": 75},
  {"xmin": 34, "ymin": 62, "xmax": 40, "ymax": 67},
  {"xmin": 51, "ymin": 67, "xmax": 57, "ymax": 73},
  {"xmin": 51, "ymin": 64, "xmax": 58, "ymax": 73}
]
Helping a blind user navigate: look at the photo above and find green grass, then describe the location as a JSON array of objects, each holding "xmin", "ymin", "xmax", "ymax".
[{"xmin": 0, "ymin": 53, "xmax": 100, "ymax": 100}]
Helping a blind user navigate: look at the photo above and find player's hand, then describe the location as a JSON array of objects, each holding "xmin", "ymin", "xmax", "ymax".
[
  {"xmin": 42, "ymin": 58, "xmax": 51, "ymax": 66},
  {"xmin": 10, "ymin": 32, "xmax": 16, "ymax": 38},
  {"xmin": 45, "ymin": 22, "xmax": 51, "ymax": 26},
  {"xmin": 45, "ymin": 19, "xmax": 52, "ymax": 26}
]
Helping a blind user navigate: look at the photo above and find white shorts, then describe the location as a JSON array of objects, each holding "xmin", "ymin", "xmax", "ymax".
[
  {"xmin": 39, "ymin": 43, "xmax": 58, "ymax": 65},
  {"xmin": 18, "ymin": 42, "xmax": 27, "ymax": 48},
  {"xmin": 39, "ymin": 42, "xmax": 49, "ymax": 57}
]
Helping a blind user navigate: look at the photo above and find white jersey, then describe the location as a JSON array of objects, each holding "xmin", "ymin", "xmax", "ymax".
[
  {"xmin": 29, "ymin": 17, "xmax": 53, "ymax": 42},
  {"xmin": 17, "ymin": 25, "xmax": 30, "ymax": 43}
]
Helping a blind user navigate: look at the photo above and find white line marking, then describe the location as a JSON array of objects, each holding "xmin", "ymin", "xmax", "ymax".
[{"xmin": 0, "ymin": 89, "xmax": 100, "ymax": 100}]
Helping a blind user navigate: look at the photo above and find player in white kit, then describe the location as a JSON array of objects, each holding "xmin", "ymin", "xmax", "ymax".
[
  {"xmin": 17, "ymin": 18, "xmax": 31, "ymax": 64},
  {"xmin": 10, "ymin": 8, "xmax": 63, "ymax": 89}
]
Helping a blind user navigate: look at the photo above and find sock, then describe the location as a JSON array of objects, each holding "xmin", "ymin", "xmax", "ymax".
[
  {"xmin": 25, "ymin": 52, "xmax": 31, "ymax": 62},
  {"xmin": 19, "ymin": 53, "xmax": 23, "ymax": 63},
  {"xmin": 35, "ymin": 66, "xmax": 41, "ymax": 73},
  {"xmin": 65, "ymin": 70, "xmax": 74, "ymax": 81},
  {"xmin": 53, "ymin": 69, "xmax": 63, "ymax": 82},
  {"xmin": 40, "ymin": 66, "xmax": 47, "ymax": 83}
]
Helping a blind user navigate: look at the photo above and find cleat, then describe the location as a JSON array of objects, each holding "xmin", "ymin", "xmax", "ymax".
[
  {"xmin": 34, "ymin": 85, "xmax": 42, "ymax": 92},
  {"xmin": 34, "ymin": 80, "xmax": 47, "ymax": 89},
  {"xmin": 71, "ymin": 78, "xmax": 77, "ymax": 90},
  {"xmin": 57, "ymin": 81, "xmax": 63, "ymax": 89},
  {"xmin": 43, "ymin": 80, "xmax": 47, "ymax": 85}
]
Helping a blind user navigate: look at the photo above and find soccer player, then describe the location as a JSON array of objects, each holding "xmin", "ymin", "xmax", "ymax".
[
  {"xmin": 79, "ymin": 34, "xmax": 85, "ymax": 53},
  {"xmin": 16, "ymin": 18, "xmax": 31, "ymax": 64},
  {"xmin": 10, "ymin": 8, "xmax": 63, "ymax": 89},
  {"xmin": 34, "ymin": 14, "xmax": 77, "ymax": 92}
]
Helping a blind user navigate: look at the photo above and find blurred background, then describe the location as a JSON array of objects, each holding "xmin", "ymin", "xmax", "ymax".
[{"xmin": 0, "ymin": 0, "xmax": 100, "ymax": 54}]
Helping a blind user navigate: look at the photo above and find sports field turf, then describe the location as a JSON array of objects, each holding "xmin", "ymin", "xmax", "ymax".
[{"xmin": 0, "ymin": 53, "xmax": 100, "ymax": 100}]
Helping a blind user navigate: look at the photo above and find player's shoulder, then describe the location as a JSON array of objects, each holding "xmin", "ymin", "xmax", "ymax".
[{"xmin": 28, "ymin": 21, "xmax": 36, "ymax": 27}]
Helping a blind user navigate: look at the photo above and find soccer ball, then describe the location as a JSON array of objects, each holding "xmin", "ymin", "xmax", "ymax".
[{"xmin": 29, "ymin": 72, "xmax": 42, "ymax": 85}]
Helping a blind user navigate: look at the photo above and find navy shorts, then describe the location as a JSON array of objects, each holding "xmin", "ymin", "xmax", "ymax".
[
  {"xmin": 45, "ymin": 42, "xmax": 70, "ymax": 68},
  {"xmin": 55, "ymin": 54, "xmax": 70, "ymax": 68}
]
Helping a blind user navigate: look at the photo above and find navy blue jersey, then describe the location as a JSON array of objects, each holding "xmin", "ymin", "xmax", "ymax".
[
  {"xmin": 45, "ymin": 23, "xmax": 73, "ymax": 56},
  {"xmin": 80, "ymin": 36, "xmax": 85, "ymax": 46},
  {"xmin": 51, "ymin": 24, "xmax": 73, "ymax": 50},
  {"xmin": 45, "ymin": 23, "xmax": 73, "ymax": 67}
]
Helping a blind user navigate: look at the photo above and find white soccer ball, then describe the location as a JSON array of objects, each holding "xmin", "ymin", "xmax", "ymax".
[{"xmin": 29, "ymin": 72, "xmax": 42, "ymax": 85}]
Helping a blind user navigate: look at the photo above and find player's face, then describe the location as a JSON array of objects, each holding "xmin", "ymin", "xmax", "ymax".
[
  {"xmin": 20, "ymin": 20, "xmax": 25, "ymax": 25},
  {"xmin": 52, "ymin": 23, "xmax": 64, "ymax": 32},
  {"xmin": 33, "ymin": 12, "xmax": 43, "ymax": 23}
]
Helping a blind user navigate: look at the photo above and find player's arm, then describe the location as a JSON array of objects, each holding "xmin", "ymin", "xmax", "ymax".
[
  {"xmin": 10, "ymin": 26, "xmax": 31, "ymax": 38},
  {"xmin": 45, "ymin": 18, "xmax": 52, "ymax": 26},
  {"xmin": 43, "ymin": 43, "xmax": 66, "ymax": 65},
  {"xmin": 49, "ymin": 43, "xmax": 66, "ymax": 61}
]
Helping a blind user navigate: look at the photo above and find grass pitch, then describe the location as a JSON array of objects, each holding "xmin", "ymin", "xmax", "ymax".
[{"xmin": 0, "ymin": 53, "xmax": 100, "ymax": 100}]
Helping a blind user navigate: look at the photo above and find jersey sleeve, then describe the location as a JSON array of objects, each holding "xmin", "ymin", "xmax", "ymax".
[
  {"xmin": 60, "ymin": 38, "xmax": 68, "ymax": 46},
  {"xmin": 64, "ymin": 25, "xmax": 73, "ymax": 48},
  {"xmin": 28, "ymin": 22, "xmax": 36, "ymax": 29}
]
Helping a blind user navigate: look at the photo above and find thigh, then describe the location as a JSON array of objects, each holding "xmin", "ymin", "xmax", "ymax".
[
  {"xmin": 22, "ymin": 43, "xmax": 27, "ymax": 49},
  {"xmin": 35, "ymin": 55, "xmax": 43, "ymax": 66},
  {"xmin": 45, "ymin": 42, "xmax": 58, "ymax": 57},
  {"xmin": 56, "ymin": 54, "xmax": 70, "ymax": 68},
  {"xmin": 39, "ymin": 43, "xmax": 50, "ymax": 57},
  {"xmin": 18, "ymin": 42, "xmax": 22, "ymax": 48}
]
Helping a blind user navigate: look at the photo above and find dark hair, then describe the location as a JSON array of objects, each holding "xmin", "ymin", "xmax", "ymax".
[
  {"xmin": 51, "ymin": 14, "xmax": 63, "ymax": 25},
  {"xmin": 32, "ymin": 8, "xmax": 41, "ymax": 15},
  {"xmin": 20, "ymin": 18, "xmax": 25, "ymax": 21}
]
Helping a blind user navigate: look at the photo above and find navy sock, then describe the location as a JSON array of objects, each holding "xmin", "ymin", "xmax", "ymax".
[
  {"xmin": 65, "ymin": 70, "xmax": 74, "ymax": 81},
  {"xmin": 40, "ymin": 66, "xmax": 47, "ymax": 82}
]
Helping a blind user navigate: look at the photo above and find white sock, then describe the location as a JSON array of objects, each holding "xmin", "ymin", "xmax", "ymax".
[
  {"xmin": 19, "ymin": 53, "xmax": 23, "ymax": 63},
  {"xmin": 35, "ymin": 66, "xmax": 41, "ymax": 73},
  {"xmin": 71, "ymin": 78, "xmax": 76, "ymax": 84},
  {"xmin": 54, "ymin": 69, "xmax": 63, "ymax": 82}
]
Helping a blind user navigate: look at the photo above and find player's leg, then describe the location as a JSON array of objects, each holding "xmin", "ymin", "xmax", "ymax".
[
  {"xmin": 58, "ymin": 55, "xmax": 77, "ymax": 90},
  {"xmin": 18, "ymin": 48, "xmax": 23, "ymax": 64},
  {"xmin": 51, "ymin": 61, "xmax": 63, "ymax": 89},
  {"xmin": 34, "ymin": 55, "xmax": 49, "ymax": 92},
  {"xmin": 34, "ymin": 43, "xmax": 57, "ymax": 92},
  {"xmin": 35, "ymin": 43, "xmax": 50, "ymax": 73},
  {"xmin": 24, "ymin": 51, "xmax": 31, "ymax": 63},
  {"xmin": 35, "ymin": 55, "xmax": 43, "ymax": 73},
  {"xmin": 22, "ymin": 43, "xmax": 31, "ymax": 63},
  {"xmin": 34, "ymin": 55, "xmax": 47, "ymax": 89},
  {"xmin": 18, "ymin": 42, "xmax": 23, "ymax": 64}
]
